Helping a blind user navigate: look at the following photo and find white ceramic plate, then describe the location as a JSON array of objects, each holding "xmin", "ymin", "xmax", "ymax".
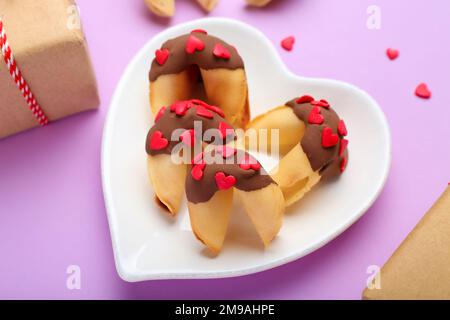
[{"xmin": 102, "ymin": 18, "xmax": 391, "ymax": 282}]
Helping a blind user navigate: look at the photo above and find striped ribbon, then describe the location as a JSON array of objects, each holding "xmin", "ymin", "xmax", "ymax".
[{"xmin": 0, "ymin": 18, "xmax": 49, "ymax": 126}]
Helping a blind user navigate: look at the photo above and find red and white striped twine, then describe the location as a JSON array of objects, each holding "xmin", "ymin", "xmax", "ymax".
[{"xmin": 0, "ymin": 18, "xmax": 49, "ymax": 126}]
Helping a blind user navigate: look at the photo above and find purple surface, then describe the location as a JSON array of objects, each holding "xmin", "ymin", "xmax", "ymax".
[{"xmin": 0, "ymin": 0, "xmax": 449, "ymax": 299}]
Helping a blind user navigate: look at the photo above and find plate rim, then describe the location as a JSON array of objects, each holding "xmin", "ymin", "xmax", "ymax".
[{"xmin": 101, "ymin": 17, "xmax": 392, "ymax": 282}]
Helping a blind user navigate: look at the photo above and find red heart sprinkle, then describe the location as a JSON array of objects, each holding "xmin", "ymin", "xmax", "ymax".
[
  {"xmin": 190, "ymin": 99, "xmax": 208, "ymax": 107},
  {"xmin": 191, "ymin": 164, "xmax": 205, "ymax": 181},
  {"xmin": 311, "ymin": 99, "xmax": 330, "ymax": 108},
  {"xmin": 215, "ymin": 172, "xmax": 237, "ymax": 190},
  {"xmin": 321, "ymin": 127, "xmax": 339, "ymax": 148},
  {"xmin": 281, "ymin": 36, "xmax": 295, "ymax": 51},
  {"xmin": 192, "ymin": 152, "xmax": 205, "ymax": 165},
  {"xmin": 149, "ymin": 131, "xmax": 169, "ymax": 150},
  {"xmin": 191, "ymin": 29, "xmax": 207, "ymax": 35},
  {"xmin": 196, "ymin": 106, "xmax": 214, "ymax": 119},
  {"xmin": 319, "ymin": 99, "xmax": 330, "ymax": 108},
  {"xmin": 217, "ymin": 146, "xmax": 236, "ymax": 158},
  {"xmin": 239, "ymin": 155, "xmax": 261, "ymax": 171},
  {"xmin": 206, "ymin": 105, "xmax": 225, "ymax": 117},
  {"xmin": 186, "ymin": 35, "xmax": 205, "ymax": 54},
  {"xmin": 296, "ymin": 95, "xmax": 315, "ymax": 104},
  {"xmin": 338, "ymin": 119, "xmax": 348, "ymax": 136},
  {"xmin": 219, "ymin": 122, "xmax": 233, "ymax": 138},
  {"xmin": 213, "ymin": 43, "xmax": 231, "ymax": 59},
  {"xmin": 155, "ymin": 49, "xmax": 169, "ymax": 65},
  {"xmin": 311, "ymin": 106, "xmax": 321, "ymax": 113},
  {"xmin": 339, "ymin": 139, "xmax": 348, "ymax": 156},
  {"xmin": 386, "ymin": 48, "xmax": 399, "ymax": 60},
  {"xmin": 415, "ymin": 83, "xmax": 431, "ymax": 99},
  {"xmin": 190, "ymin": 99, "xmax": 224, "ymax": 116},
  {"xmin": 154, "ymin": 106, "xmax": 166, "ymax": 122},
  {"xmin": 308, "ymin": 107, "xmax": 324, "ymax": 125},
  {"xmin": 170, "ymin": 101, "xmax": 189, "ymax": 116},
  {"xmin": 340, "ymin": 157, "xmax": 347, "ymax": 173},
  {"xmin": 180, "ymin": 129, "xmax": 195, "ymax": 147}
]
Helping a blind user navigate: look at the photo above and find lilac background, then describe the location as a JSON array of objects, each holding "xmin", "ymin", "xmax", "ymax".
[{"xmin": 0, "ymin": 0, "xmax": 449, "ymax": 299}]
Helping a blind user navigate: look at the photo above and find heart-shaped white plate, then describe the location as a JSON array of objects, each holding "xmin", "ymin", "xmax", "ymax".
[{"xmin": 102, "ymin": 18, "xmax": 391, "ymax": 281}]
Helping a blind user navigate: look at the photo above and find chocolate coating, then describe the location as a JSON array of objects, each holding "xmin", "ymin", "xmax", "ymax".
[
  {"xmin": 286, "ymin": 98, "xmax": 348, "ymax": 179},
  {"xmin": 149, "ymin": 31, "xmax": 244, "ymax": 82},
  {"xmin": 320, "ymin": 149, "xmax": 349, "ymax": 179},
  {"xmin": 146, "ymin": 101, "xmax": 234, "ymax": 156},
  {"xmin": 185, "ymin": 149, "xmax": 275, "ymax": 204}
]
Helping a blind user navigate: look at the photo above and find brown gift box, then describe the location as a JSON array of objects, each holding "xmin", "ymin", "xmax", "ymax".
[
  {"xmin": 0, "ymin": 0, "xmax": 99, "ymax": 138},
  {"xmin": 363, "ymin": 186, "xmax": 450, "ymax": 300}
]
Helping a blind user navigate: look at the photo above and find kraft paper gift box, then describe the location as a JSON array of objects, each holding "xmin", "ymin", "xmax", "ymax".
[
  {"xmin": 0, "ymin": 0, "xmax": 99, "ymax": 139},
  {"xmin": 363, "ymin": 186, "xmax": 450, "ymax": 300}
]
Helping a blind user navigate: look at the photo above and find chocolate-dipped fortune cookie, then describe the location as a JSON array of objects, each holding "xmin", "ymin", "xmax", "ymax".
[
  {"xmin": 186, "ymin": 147, "xmax": 285, "ymax": 254},
  {"xmin": 146, "ymin": 99, "xmax": 235, "ymax": 215},
  {"xmin": 246, "ymin": 95, "xmax": 349, "ymax": 206},
  {"xmin": 149, "ymin": 29, "xmax": 250, "ymax": 128}
]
